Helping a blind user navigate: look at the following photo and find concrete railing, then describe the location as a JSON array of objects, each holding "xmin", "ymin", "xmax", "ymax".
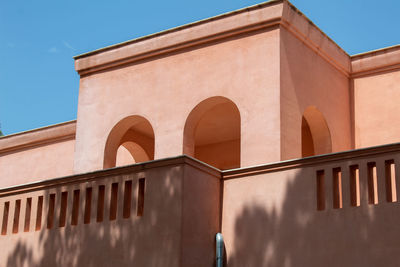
[
  {"xmin": 222, "ymin": 143, "xmax": 400, "ymax": 266},
  {"xmin": 0, "ymin": 156, "xmax": 221, "ymax": 267},
  {"xmin": 0, "ymin": 173, "xmax": 144, "ymax": 236},
  {"xmin": 3, "ymin": 143, "xmax": 400, "ymax": 266}
]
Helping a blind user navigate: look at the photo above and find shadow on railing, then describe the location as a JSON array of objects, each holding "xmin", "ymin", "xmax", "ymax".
[
  {"xmin": 4, "ymin": 143, "xmax": 400, "ymax": 266},
  {"xmin": 0, "ymin": 156, "xmax": 221, "ymax": 267},
  {"xmin": 1, "ymin": 177, "xmax": 146, "ymax": 236},
  {"xmin": 222, "ymin": 143, "xmax": 400, "ymax": 267}
]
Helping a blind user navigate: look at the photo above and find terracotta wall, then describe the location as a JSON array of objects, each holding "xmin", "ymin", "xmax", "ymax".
[
  {"xmin": 279, "ymin": 26, "xmax": 352, "ymax": 160},
  {"xmin": 0, "ymin": 140, "xmax": 75, "ymax": 188},
  {"xmin": 74, "ymin": 28, "xmax": 281, "ymax": 173},
  {"xmin": 181, "ymin": 162, "xmax": 221, "ymax": 266},
  {"xmin": 0, "ymin": 157, "xmax": 221, "ymax": 267},
  {"xmin": 353, "ymin": 69, "xmax": 400, "ymax": 148},
  {"xmin": 0, "ymin": 122, "xmax": 76, "ymax": 188},
  {"xmin": 222, "ymin": 144, "xmax": 400, "ymax": 266}
]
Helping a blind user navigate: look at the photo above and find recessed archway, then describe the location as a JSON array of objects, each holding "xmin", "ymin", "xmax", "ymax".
[
  {"xmin": 183, "ymin": 96, "xmax": 241, "ymax": 170},
  {"xmin": 104, "ymin": 115, "xmax": 155, "ymax": 169},
  {"xmin": 301, "ymin": 106, "xmax": 332, "ymax": 157}
]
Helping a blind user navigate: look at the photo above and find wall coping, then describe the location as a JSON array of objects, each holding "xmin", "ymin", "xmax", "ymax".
[
  {"xmin": 222, "ymin": 142, "xmax": 400, "ymax": 179},
  {"xmin": 74, "ymin": 0, "xmax": 283, "ymax": 60},
  {"xmin": 0, "ymin": 120, "xmax": 76, "ymax": 155},
  {"xmin": 74, "ymin": 0, "xmax": 351, "ymax": 76},
  {"xmin": 351, "ymin": 44, "xmax": 400, "ymax": 77}
]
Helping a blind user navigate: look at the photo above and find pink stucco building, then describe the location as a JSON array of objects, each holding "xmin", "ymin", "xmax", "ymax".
[{"xmin": 1, "ymin": 0, "xmax": 400, "ymax": 266}]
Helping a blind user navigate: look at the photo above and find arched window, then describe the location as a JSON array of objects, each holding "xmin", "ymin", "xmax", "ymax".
[
  {"xmin": 301, "ymin": 106, "xmax": 332, "ymax": 157},
  {"xmin": 104, "ymin": 115, "xmax": 155, "ymax": 169},
  {"xmin": 183, "ymin": 96, "xmax": 240, "ymax": 170}
]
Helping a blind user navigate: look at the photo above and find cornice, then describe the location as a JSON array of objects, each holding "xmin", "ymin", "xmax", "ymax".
[
  {"xmin": 74, "ymin": 0, "xmax": 284, "ymax": 60},
  {"xmin": 74, "ymin": 0, "xmax": 351, "ymax": 77},
  {"xmin": 351, "ymin": 44, "xmax": 400, "ymax": 78},
  {"xmin": 74, "ymin": 1, "xmax": 284, "ymax": 76},
  {"xmin": 74, "ymin": 1, "xmax": 400, "ymax": 80},
  {"xmin": 0, "ymin": 120, "xmax": 76, "ymax": 155},
  {"xmin": 280, "ymin": 2, "xmax": 351, "ymax": 76}
]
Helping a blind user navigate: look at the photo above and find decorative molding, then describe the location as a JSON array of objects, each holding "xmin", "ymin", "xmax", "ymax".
[{"xmin": 74, "ymin": 0, "xmax": 351, "ymax": 78}]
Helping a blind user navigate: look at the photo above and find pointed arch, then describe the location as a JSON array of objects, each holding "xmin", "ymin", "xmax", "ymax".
[
  {"xmin": 183, "ymin": 96, "xmax": 241, "ymax": 170},
  {"xmin": 301, "ymin": 106, "xmax": 332, "ymax": 157},
  {"xmin": 104, "ymin": 115, "xmax": 155, "ymax": 169}
]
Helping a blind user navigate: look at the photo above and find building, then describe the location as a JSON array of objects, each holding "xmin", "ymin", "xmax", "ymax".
[{"xmin": 1, "ymin": 0, "xmax": 400, "ymax": 266}]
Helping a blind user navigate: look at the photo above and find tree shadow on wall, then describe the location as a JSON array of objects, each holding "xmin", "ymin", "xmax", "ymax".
[
  {"xmin": 6, "ymin": 160, "xmax": 400, "ymax": 267},
  {"xmin": 227, "ymin": 166, "xmax": 400, "ymax": 267},
  {"xmin": 6, "ymin": 166, "xmax": 183, "ymax": 267}
]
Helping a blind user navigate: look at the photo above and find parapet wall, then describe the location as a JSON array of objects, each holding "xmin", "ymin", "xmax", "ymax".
[
  {"xmin": 3, "ymin": 144, "xmax": 400, "ymax": 266},
  {"xmin": 0, "ymin": 156, "xmax": 220, "ymax": 267},
  {"xmin": 0, "ymin": 121, "xmax": 76, "ymax": 188},
  {"xmin": 351, "ymin": 45, "xmax": 400, "ymax": 149},
  {"xmin": 222, "ymin": 142, "xmax": 400, "ymax": 266}
]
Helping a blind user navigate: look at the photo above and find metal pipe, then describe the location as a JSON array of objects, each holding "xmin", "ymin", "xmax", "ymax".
[{"xmin": 216, "ymin": 233, "xmax": 224, "ymax": 267}]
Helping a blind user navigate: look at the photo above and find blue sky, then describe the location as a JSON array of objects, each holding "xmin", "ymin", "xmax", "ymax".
[{"xmin": 1, "ymin": 0, "xmax": 399, "ymax": 135}]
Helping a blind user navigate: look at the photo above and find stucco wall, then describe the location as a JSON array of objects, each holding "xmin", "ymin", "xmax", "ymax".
[
  {"xmin": 353, "ymin": 69, "xmax": 400, "ymax": 148},
  {"xmin": 74, "ymin": 28, "xmax": 281, "ymax": 173},
  {"xmin": 222, "ymin": 146, "xmax": 400, "ymax": 267},
  {"xmin": 0, "ymin": 122, "xmax": 76, "ymax": 188},
  {"xmin": 0, "ymin": 139, "xmax": 75, "ymax": 188},
  {"xmin": 280, "ymin": 26, "xmax": 352, "ymax": 160},
  {"xmin": 0, "ymin": 157, "xmax": 220, "ymax": 267}
]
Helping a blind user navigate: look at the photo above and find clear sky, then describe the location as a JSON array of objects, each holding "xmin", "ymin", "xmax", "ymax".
[{"xmin": 1, "ymin": 0, "xmax": 399, "ymax": 135}]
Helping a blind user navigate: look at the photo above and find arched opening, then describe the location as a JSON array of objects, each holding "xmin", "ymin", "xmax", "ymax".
[
  {"xmin": 301, "ymin": 106, "xmax": 332, "ymax": 157},
  {"xmin": 104, "ymin": 115, "xmax": 155, "ymax": 169},
  {"xmin": 183, "ymin": 96, "xmax": 241, "ymax": 170}
]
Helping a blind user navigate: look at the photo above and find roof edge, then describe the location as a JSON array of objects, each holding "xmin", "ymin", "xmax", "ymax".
[
  {"xmin": 283, "ymin": 0, "xmax": 349, "ymax": 58},
  {"xmin": 351, "ymin": 44, "xmax": 400, "ymax": 59},
  {"xmin": 0, "ymin": 120, "xmax": 76, "ymax": 140},
  {"xmin": 0, "ymin": 120, "xmax": 76, "ymax": 155},
  {"xmin": 74, "ymin": 0, "xmax": 352, "ymax": 76},
  {"xmin": 73, "ymin": 0, "xmax": 283, "ymax": 60},
  {"xmin": 351, "ymin": 44, "xmax": 400, "ymax": 77}
]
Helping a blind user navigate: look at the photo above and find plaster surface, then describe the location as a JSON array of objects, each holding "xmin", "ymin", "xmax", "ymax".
[
  {"xmin": 0, "ymin": 122, "xmax": 76, "ymax": 188},
  {"xmin": 0, "ymin": 139, "xmax": 75, "ymax": 188},
  {"xmin": 0, "ymin": 157, "xmax": 220, "ymax": 267},
  {"xmin": 280, "ymin": 26, "xmax": 352, "ymax": 160},
  {"xmin": 222, "ymin": 145, "xmax": 400, "ymax": 267},
  {"xmin": 353, "ymin": 69, "xmax": 400, "ymax": 148},
  {"xmin": 74, "ymin": 27, "xmax": 281, "ymax": 173}
]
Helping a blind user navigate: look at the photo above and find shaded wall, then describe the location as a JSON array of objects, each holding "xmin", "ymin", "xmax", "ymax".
[
  {"xmin": 0, "ymin": 156, "xmax": 220, "ymax": 267},
  {"xmin": 222, "ymin": 144, "xmax": 400, "ymax": 267},
  {"xmin": 195, "ymin": 139, "xmax": 240, "ymax": 170},
  {"xmin": 280, "ymin": 26, "xmax": 352, "ymax": 160}
]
